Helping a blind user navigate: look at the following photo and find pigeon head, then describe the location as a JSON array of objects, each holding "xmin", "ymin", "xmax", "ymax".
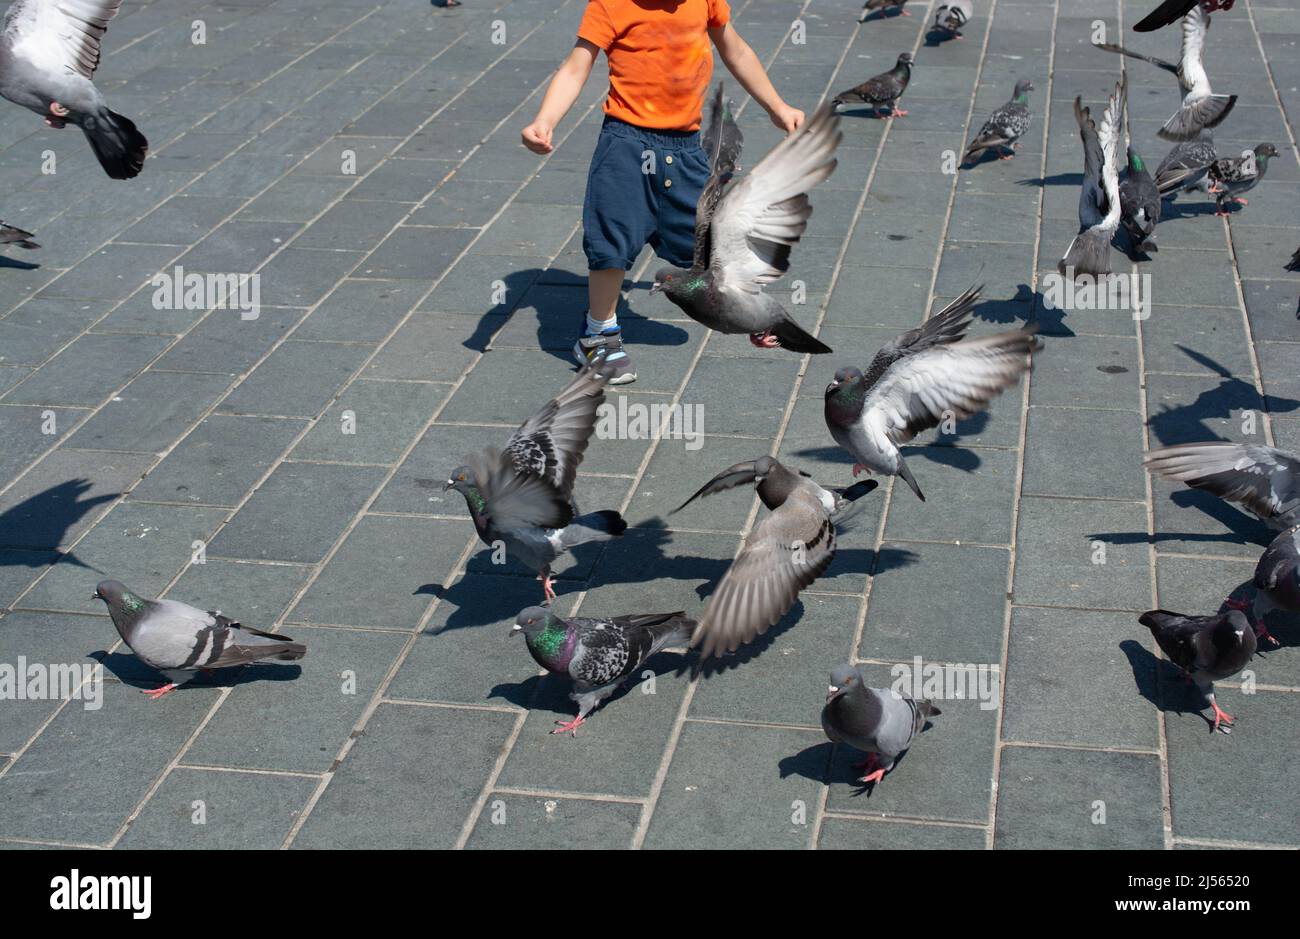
[
  {"xmin": 1254, "ymin": 142, "xmax": 1278, "ymax": 161},
  {"xmin": 896, "ymin": 53, "xmax": 914, "ymax": 70},
  {"xmin": 825, "ymin": 366, "xmax": 866, "ymax": 410},
  {"xmin": 94, "ymin": 580, "xmax": 148, "ymax": 634},
  {"xmin": 512, "ymin": 605, "xmax": 558, "ymax": 639},
  {"xmin": 1213, "ymin": 610, "xmax": 1252, "ymax": 650},
  {"xmin": 444, "ymin": 464, "xmax": 476, "ymax": 494},
  {"xmin": 650, "ymin": 266, "xmax": 704, "ymax": 301},
  {"xmin": 827, "ymin": 663, "xmax": 860, "ymax": 702},
  {"xmin": 1013, "ymin": 79, "xmax": 1034, "ymax": 100}
]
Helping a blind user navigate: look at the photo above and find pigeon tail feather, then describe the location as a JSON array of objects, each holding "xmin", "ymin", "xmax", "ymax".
[
  {"xmin": 771, "ymin": 316, "xmax": 832, "ymax": 354},
  {"xmin": 81, "ymin": 108, "xmax": 148, "ymax": 180}
]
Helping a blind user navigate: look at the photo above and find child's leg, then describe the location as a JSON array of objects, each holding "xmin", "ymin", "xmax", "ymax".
[{"xmin": 587, "ymin": 267, "xmax": 624, "ymax": 333}]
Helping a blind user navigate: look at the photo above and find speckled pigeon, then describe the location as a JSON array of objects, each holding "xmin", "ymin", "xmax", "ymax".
[
  {"xmin": 513, "ymin": 606, "xmax": 694, "ymax": 736},
  {"xmin": 1208, "ymin": 143, "xmax": 1277, "ymax": 215},
  {"xmin": 0, "ymin": 0, "xmax": 148, "ymax": 179},
  {"xmin": 673, "ymin": 458, "xmax": 879, "ymax": 658},
  {"xmin": 1120, "ymin": 146, "xmax": 1161, "ymax": 256},
  {"xmin": 1134, "ymin": 0, "xmax": 1235, "ymax": 33},
  {"xmin": 1060, "ymin": 78, "xmax": 1126, "ymax": 278},
  {"xmin": 445, "ymin": 357, "xmax": 626, "ymax": 601},
  {"xmin": 1139, "ymin": 608, "xmax": 1254, "ymax": 732},
  {"xmin": 963, "ymin": 79, "xmax": 1033, "ymax": 163},
  {"xmin": 1231, "ymin": 526, "xmax": 1300, "ymax": 646},
  {"xmin": 860, "ymin": 0, "xmax": 911, "ymax": 22},
  {"xmin": 1144, "ymin": 441, "xmax": 1300, "ymax": 531},
  {"xmin": 824, "ymin": 285, "xmax": 1037, "ymax": 501},
  {"xmin": 934, "ymin": 1, "xmax": 973, "ymax": 38},
  {"xmin": 0, "ymin": 219, "xmax": 37, "ymax": 249},
  {"xmin": 822, "ymin": 664, "xmax": 940, "ymax": 785},
  {"xmin": 1155, "ymin": 134, "xmax": 1218, "ymax": 194},
  {"xmin": 93, "ymin": 580, "xmax": 306, "ymax": 700},
  {"xmin": 1098, "ymin": 5, "xmax": 1235, "ymax": 142},
  {"xmin": 651, "ymin": 94, "xmax": 838, "ymax": 355},
  {"xmin": 831, "ymin": 53, "xmax": 913, "ymax": 118}
]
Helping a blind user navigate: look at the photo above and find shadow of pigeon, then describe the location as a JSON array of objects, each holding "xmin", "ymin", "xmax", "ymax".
[
  {"xmin": 0, "ymin": 255, "xmax": 40, "ymax": 271},
  {"xmin": 0, "ymin": 479, "xmax": 116, "ymax": 572},
  {"xmin": 90, "ymin": 650, "xmax": 302, "ymax": 691},
  {"xmin": 1019, "ymin": 172, "xmax": 1081, "ymax": 188},
  {"xmin": 1119, "ymin": 638, "xmax": 1205, "ymax": 726},
  {"xmin": 494, "ymin": 649, "xmax": 689, "ymax": 717},
  {"xmin": 1145, "ymin": 351, "xmax": 1300, "ymax": 448}
]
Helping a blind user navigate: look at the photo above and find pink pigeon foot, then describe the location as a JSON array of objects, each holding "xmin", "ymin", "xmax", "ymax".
[
  {"xmin": 142, "ymin": 683, "xmax": 177, "ymax": 701},
  {"xmin": 858, "ymin": 768, "xmax": 887, "ymax": 785},
  {"xmin": 1210, "ymin": 700, "xmax": 1234, "ymax": 733},
  {"xmin": 851, "ymin": 463, "xmax": 869, "ymax": 477},
  {"xmin": 552, "ymin": 715, "xmax": 586, "ymax": 736},
  {"xmin": 540, "ymin": 573, "xmax": 557, "ymax": 602},
  {"xmin": 1255, "ymin": 624, "xmax": 1280, "ymax": 647},
  {"xmin": 1233, "ymin": 197, "xmax": 1248, "ymax": 205},
  {"xmin": 891, "ymin": 107, "xmax": 909, "ymax": 117},
  {"xmin": 749, "ymin": 331, "xmax": 780, "ymax": 349},
  {"xmin": 998, "ymin": 152, "xmax": 1015, "ymax": 160}
]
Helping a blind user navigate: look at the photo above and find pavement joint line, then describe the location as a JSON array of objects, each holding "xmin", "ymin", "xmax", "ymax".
[
  {"xmin": 487, "ymin": 786, "xmax": 648, "ymax": 806},
  {"xmin": 683, "ymin": 715, "xmax": 823, "ymax": 732},
  {"xmin": 171, "ymin": 764, "xmax": 325, "ymax": 779},
  {"xmin": 381, "ymin": 698, "xmax": 523, "ymax": 714},
  {"xmin": 818, "ymin": 811, "xmax": 989, "ymax": 830},
  {"xmin": 999, "ymin": 738, "xmax": 1161, "ymax": 757},
  {"xmin": 452, "ymin": 712, "xmax": 529, "ymax": 849},
  {"xmin": 1242, "ymin": 0, "xmax": 1300, "ymax": 168}
]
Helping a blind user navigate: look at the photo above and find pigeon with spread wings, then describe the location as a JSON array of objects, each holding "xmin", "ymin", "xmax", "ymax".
[
  {"xmin": 1134, "ymin": 0, "xmax": 1234, "ymax": 33},
  {"xmin": 651, "ymin": 89, "xmax": 837, "ymax": 355},
  {"xmin": 1060, "ymin": 78, "xmax": 1126, "ymax": 278}
]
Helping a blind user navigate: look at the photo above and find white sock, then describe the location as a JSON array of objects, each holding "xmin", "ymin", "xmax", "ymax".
[{"xmin": 586, "ymin": 311, "xmax": 618, "ymax": 335}]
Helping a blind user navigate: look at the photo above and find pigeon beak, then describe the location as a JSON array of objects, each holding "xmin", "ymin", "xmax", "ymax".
[
  {"xmin": 509, "ymin": 624, "xmax": 523, "ymax": 638},
  {"xmin": 648, "ymin": 282, "xmax": 663, "ymax": 296},
  {"xmin": 826, "ymin": 684, "xmax": 840, "ymax": 701},
  {"xmin": 443, "ymin": 480, "xmax": 454, "ymax": 491}
]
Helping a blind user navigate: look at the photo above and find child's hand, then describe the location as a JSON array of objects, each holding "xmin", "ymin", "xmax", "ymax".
[
  {"xmin": 521, "ymin": 121, "xmax": 554, "ymax": 154},
  {"xmin": 768, "ymin": 104, "xmax": 804, "ymax": 134}
]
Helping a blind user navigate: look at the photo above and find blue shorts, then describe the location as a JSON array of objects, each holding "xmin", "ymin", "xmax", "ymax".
[{"xmin": 582, "ymin": 116, "xmax": 711, "ymax": 271}]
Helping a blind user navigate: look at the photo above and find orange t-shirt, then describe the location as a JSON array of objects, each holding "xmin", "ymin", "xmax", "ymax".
[{"xmin": 577, "ymin": 0, "xmax": 731, "ymax": 132}]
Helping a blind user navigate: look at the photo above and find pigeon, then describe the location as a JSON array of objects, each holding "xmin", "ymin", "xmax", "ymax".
[
  {"xmin": 831, "ymin": 53, "xmax": 913, "ymax": 118},
  {"xmin": 1139, "ymin": 608, "xmax": 1254, "ymax": 732},
  {"xmin": 1287, "ymin": 247, "xmax": 1300, "ymax": 273},
  {"xmin": 860, "ymin": 0, "xmax": 911, "ymax": 22},
  {"xmin": 445, "ymin": 356, "xmax": 627, "ymax": 601},
  {"xmin": 1155, "ymin": 134, "xmax": 1218, "ymax": 194},
  {"xmin": 1207, "ymin": 143, "xmax": 1277, "ymax": 216},
  {"xmin": 1119, "ymin": 146, "xmax": 1161, "ymax": 256},
  {"xmin": 1144, "ymin": 441, "xmax": 1300, "ymax": 531},
  {"xmin": 1059, "ymin": 78, "xmax": 1126, "ymax": 279},
  {"xmin": 651, "ymin": 89, "xmax": 837, "ymax": 355},
  {"xmin": 512, "ymin": 606, "xmax": 694, "ymax": 736},
  {"xmin": 822, "ymin": 664, "xmax": 940, "ymax": 785},
  {"xmin": 0, "ymin": 0, "xmax": 148, "ymax": 179},
  {"xmin": 963, "ymin": 79, "xmax": 1033, "ymax": 163},
  {"xmin": 673, "ymin": 457, "xmax": 879, "ymax": 658},
  {"xmin": 1134, "ymin": 0, "xmax": 1235, "ymax": 33},
  {"xmin": 92, "ymin": 580, "xmax": 306, "ymax": 700},
  {"xmin": 934, "ymin": 1, "xmax": 973, "ymax": 39},
  {"xmin": 1228, "ymin": 525, "xmax": 1300, "ymax": 647},
  {"xmin": 824, "ymin": 286, "xmax": 1037, "ymax": 501},
  {"xmin": 1097, "ymin": 5, "xmax": 1236, "ymax": 142},
  {"xmin": 0, "ymin": 219, "xmax": 38, "ymax": 249}
]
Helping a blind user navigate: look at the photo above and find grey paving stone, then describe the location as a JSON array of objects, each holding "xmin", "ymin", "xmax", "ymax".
[
  {"xmin": 470, "ymin": 204, "xmax": 580, "ymax": 258},
  {"xmin": 359, "ymin": 226, "xmax": 475, "ymax": 281},
  {"xmin": 38, "ymin": 244, "xmax": 183, "ymax": 303},
  {"xmin": 256, "ymin": 248, "xmax": 365, "ymax": 307},
  {"xmin": 420, "ymin": 252, "xmax": 548, "ymax": 314},
  {"xmin": 290, "ymin": 379, "xmax": 447, "ymax": 464},
  {"xmin": 1142, "ymin": 306, "xmax": 1256, "ymax": 379},
  {"xmin": 1145, "ymin": 371, "xmax": 1268, "ymax": 448},
  {"xmin": 1029, "ymin": 332, "xmax": 1141, "ymax": 410},
  {"xmin": 63, "ymin": 370, "xmax": 231, "ymax": 453},
  {"xmin": 292, "ymin": 279, "xmax": 422, "ymax": 343},
  {"xmin": 167, "ymin": 557, "xmax": 312, "ymax": 631},
  {"xmin": 0, "ymin": 298, "xmax": 113, "ymax": 368},
  {"xmin": 409, "ymin": 175, "xmax": 514, "ymax": 228},
  {"xmin": 207, "ymin": 462, "xmax": 387, "ymax": 563},
  {"xmin": 884, "ymin": 445, "xmax": 1020, "ymax": 546},
  {"xmin": 117, "ymin": 767, "xmax": 317, "ymax": 850},
  {"xmin": 465, "ymin": 794, "xmax": 640, "ymax": 849},
  {"xmin": 119, "ymin": 196, "xmax": 246, "ymax": 247},
  {"xmin": 993, "ymin": 746, "xmax": 1165, "ymax": 849},
  {"xmin": 291, "ymin": 702, "xmax": 515, "ymax": 848},
  {"xmin": 1022, "ymin": 406, "xmax": 1146, "ymax": 500},
  {"xmin": 293, "ymin": 199, "xmax": 410, "ymax": 252},
  {"xmin": 363, "ymin": 312, "xmax": 480, "ymax": 381},
  {"xmin": 236, "ymin": 175, "xmax": 354, "ymax": 223},
  {"xmin": 818, "ymin": 817, "xmax": 987, "ymax": 850},
  {"xmin": 180, "ymin": 220, "xmax": 303, "ymax": 273},
  {"xmin": 2, "ymin": 333, "xmax": 170, "ymax": 406},
  {"xmin": 0, "ymin": 610, "xmax": 106, "ymax": 752},
  {"xmin": 0, "ymin": 404, "xmax": 91, "ymax": 486},
  {"xmin": 152, "ymin": 306, "xmax": 307, "ymax": 375},
  {"xmin": 217, "ymin": 339, "xmax": 372, "ymax": 418}
]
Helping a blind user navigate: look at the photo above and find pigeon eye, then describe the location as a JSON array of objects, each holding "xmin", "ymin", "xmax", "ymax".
[{"xmin": 458, "ymin": 473, "xmax": 466, "ymax": 481}]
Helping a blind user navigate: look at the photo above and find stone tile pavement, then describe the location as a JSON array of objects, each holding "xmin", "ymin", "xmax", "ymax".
[{"xmin": 0, "ymin": 0, "xmax": 1297, "ymax": 849}]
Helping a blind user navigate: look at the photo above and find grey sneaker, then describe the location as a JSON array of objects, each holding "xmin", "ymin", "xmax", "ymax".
[{"xmin": 573, "ymin": 324, "xmax": 636, "ymax": 385}]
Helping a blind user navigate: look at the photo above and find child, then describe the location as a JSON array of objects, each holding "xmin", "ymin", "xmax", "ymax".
[{"xmin": 521, "ymin": 0, "xmax": 804, "ymax": 384}]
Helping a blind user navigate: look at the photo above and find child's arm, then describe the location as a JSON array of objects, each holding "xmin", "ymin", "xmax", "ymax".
[
  {"xmin": 710, "ymin": 24, "xmax": 804, "ymax": 133},
  {"xmin": 521, "ymin": 40, "xmax": 599, "ymax": 154}
]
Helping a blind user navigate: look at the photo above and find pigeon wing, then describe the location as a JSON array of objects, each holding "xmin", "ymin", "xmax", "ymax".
[
  {"xmin": 4, "ymin": 0, "xmax": 125, "ymax": 80},
  {"xmin": 692, "ymin": 83, "xmax": 744, "ymax": 273},
  {"xmin": 505, "ymin": 359, "xmax": 609, "ymax": 501},
  {"xmin": 468, "ymin": 447, "xmax": 573, "ymax": 533},
  {"xmin": 1145, "ymin": 442, "xmax": 1300, "ymax": 527}
]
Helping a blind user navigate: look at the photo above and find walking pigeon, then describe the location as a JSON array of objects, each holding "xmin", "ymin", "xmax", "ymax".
[
  {"xmin": 861, "ymin": 0, "xmax": 911, "ymax": 22},
  {"xmin": 0, "ymin": 219, "xmax": 37, "ymax": 249},
  {"xmin": 822, "ymin": 664, "xmax": 940, "ymax": 785},
  {"xmin": 831, "ymin": 53, "xmax": 913, "ymax": 118},
  {"xmin": 934, "ymin": 1, "xmax": 973, "ymax": 39},
  {"xmin": 1144, "ymin": 441, "xmax": 1300, "ymax": 531},
  {"xmin": 0, "ymin": 0, "xmax": 148, "ymax": 179},
  {"xmin": 824, "ymin": 286, "xmax": 1037, "ymax": 501},
  {"xmin": 1120, "ymin": 146, "xmax": 1161, "ymax": 256},
  {"xmin": 1134, "ymin": 0, "xmax": 1235, "ymax": 33},
  {"xmin": 1098, "ymin": 5, "xmax": 1235, "ymax": 142},
  {"xmin": 1207, "ymin": 143, "xmax": 1277, "ymax": 216},
  {"xmin": 1155, "ymin": 134, "xmax": 1218, "ymax": 194},
  {"xmin": 1228, "ymin": 525, "xmax": 1300, "ymax": 646},
  {"xmin": 963, "ymin": 79, "xmax": 1033, "ymax": 164},
  {"xmin": 1060, "ymin": 78, "xmax": 1126, "ymax": 279},
  {"xmin": 512, "ymin": 606, "xmax": 694, "ymax": 736},
  {"xmin": 444, "ymin": 357, "xmax": 626, "ymax": 601},
  {"xmin": 1139, "ymin": 608, "xmax": 1254, "ymax": 732},
  {"xmin": 651, "ymin": 90, "xmax": 838, "ymax": 355},
  {"xmin": 93, "ymin": 580, "xmax": 306, "ymax": 700},
  {"xmin": 673, "ymin": 457, "xmax": 879, "ymax": 658}
]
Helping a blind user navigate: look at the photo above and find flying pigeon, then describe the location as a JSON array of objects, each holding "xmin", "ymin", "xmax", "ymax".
[
  {"xmin": 1287, "ymin": 247, "xmax": 1300, "ymax": 272},
  {"xmin": 1155, "ymin": 134, "xmax": 1218, "ymax": 194},
  {"xmin": 651, "ymin": 88, "xmax": 837, "ymax": 355},
  {"xmin": 824, "ymin": 286, "xmax": 1037, "ymax": 501},
  {"xmin": 92, "ymin": 580, "xmax": 306, "ymax": 700},
  {"xmin": 1139, "ymin": 608, "xmax": 1254, "ymax": 732},
  {"xmin": 673, "ymin": 457, "xmax": 879, "ymax": 658},
  {"xmin": 1060, "ymin": 78, "xmax": 1126, "ymax": 279},
  {"xmin": 963, "ymin": 79, "xmax": 1033, "ymax": 163},
  {"xmin": 934, "ymin": 1, "xmax": 973, "ymax": 39},
  {"xmin": 1134, "ymin": 0, "xmax": 1235, "ymax": 33},
  {"xmin": 0, "ymin": 219, "xmax": 38, "ymax": 249},
  {"xmin": 861, "ymin": 0, "xmax": 911, "ymax": 22},
  {"xmin": 1097, "ymin": 5, "xmax": 1235, "ymax": 142},
  {"xmin": 445, "ymin": 356, "xmax": 627, "ymax": 601},
  {"xmin": 822, "ymin": 664, "xmax": 940, "ymax": 785},
  {"xmin": 1144, "ymin": 441, "xmax": 1300, "ymax": 531},
  {"xmin": 0, "ymin": 0, "xmax": 148, "ymax": 179},
  {"xmin": 1227, "ymin": 525, "xmax": 1300, "ymax": 647},
  {"xmin": 512, "ymin": 606, "xmax": 694, "ymax": 736},
  {"xmin": 831, "ymin": 53, "xmax": 913, "ymax": 118},
  {"xmin": 1207, "ymin": 143, "xmax": 1278, "ymax": 216},
  {"xmin": 1119, "ymin": 146, "xmax": 1161, "ymax": 256}
]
